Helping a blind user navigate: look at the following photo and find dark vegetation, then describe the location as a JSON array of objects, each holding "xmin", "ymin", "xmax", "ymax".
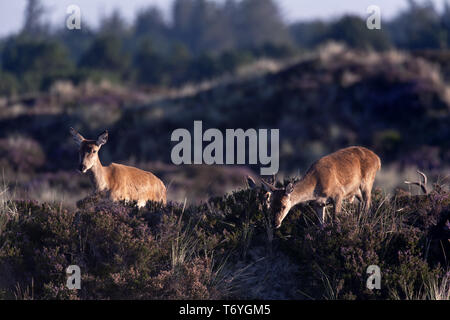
[
  {"xmin": 0, "ymin": 0, "xmax": 450, "ymax": 300},
  {"xmin": 2, "ymin": 0, "xmax": 450, "ymax": 95},
  {"xmin": 0, "ymin": 185, "xmax": 448, "ymax": 299},
  {"xmin": 0, "ymin": 44, "xmax": 448, "ymax": 204},
  {"xmin": 1, "ymin": 2, "xmax": 449, "ymax": 203}
]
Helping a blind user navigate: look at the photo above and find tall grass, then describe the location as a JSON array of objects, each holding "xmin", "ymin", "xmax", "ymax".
[
  {"xmin": 342, "ymin": 191, "xmax": 406, "ymax": 244},
  {"xmin": 390, "ymin": 272, "xmax": 450, "ymax": 300},
  {"xmin": 171, "ymin": 216, "xmax": 200, "ymax": 269},
  {"xmin": 0, "ymin": 177, "xmax": 18, "ymax": 236},
  {"xmin": 424, "ymin": 271, "xmax": 450, "ymax": 300}
]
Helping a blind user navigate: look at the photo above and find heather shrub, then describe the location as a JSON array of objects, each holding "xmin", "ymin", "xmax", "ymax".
[
  {"xmin": 0, "ymin": 201, "xmax": 78, "ymax": 299},
  {"xmin": 205, "ymin": 187, "xmax": 274, "ymax": 259},
  {"xmin": 150, "ymin": 257, "xmax": 220, "ymax": 299},
  {"xmin": 0, "ymin": 136, "xmax": 45, "ymax": 174},
  {"xmin": 0, "ymin": 196, "xmax": 233, "ymax": 299},
  {"xmin": 279, "ymin": 188, "xmax": 449, "ymax": 300},
  {"xmin": 0, "ymin": 184, "xmax": 448, "ymax": 300}
]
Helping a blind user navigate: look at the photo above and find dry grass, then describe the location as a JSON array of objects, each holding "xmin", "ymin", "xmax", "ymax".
[
  {"xmin": 0, "ymin": 177, "xmax": 19, "ymax": 236},
  {"xmin": 390, "ymin": 272, "xmax": 450, "ymax": 300}
]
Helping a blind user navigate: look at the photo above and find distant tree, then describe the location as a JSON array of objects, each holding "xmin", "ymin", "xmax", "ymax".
[
  {"xmin": 133, "ymin": 38, "xmax": 168, "ymax": 85},
  {"xmin": 134, "ymin": 7, "xmax": 167, "ymax": 38},
  {"xmin": 223, "ymin": 0, "xmax": 239, "ymax": 34},
  {"xmin": 172, "ymin": 0, "xmax": 196, "ymax": 51},
  {"xmin": 188, "ymin": 52, "xmax": 222, "ymax": 80},
  {"xmin": 217, "ymin": 49, "xmax": 253, "ymax": 74},
  {"xmin": 440, "ymin": 2, "xmax": 450, "ymax": 49},
  {"xmin": 172, "ymin": 0, "xmax": 235, "ymax": 54},
  {"xmin": 290, "ymin": 21, "xmax": 330, "ymax": 49},
  {"xmin": 1, "ymin": 37, "xmax": 73, "ymax": 92},
  {"xmin": 55, "ymin": 26, "xmax": 95, "ymax": 62},
  {"xmin": 99, "ymin": 9, "xmax": 128, "ymax": 37},
  {"xmin": 235, "ymin": 0, "xmax": 291, "ymax": 48},
  {"xmin": 133, "ymin": 7, "xmax": 171, "ymax": 54},
  {"xmin": 22, "ymin": 0, "xmax": 49, "ymax": 38},
  {"xmin": 0, "ymin": 71, "xmax": 19, "ymax": 96},
  {"xmin": 388, "ymin": 0, "xmax": 443, "ymax": 49},
  {"xmin": 327, "ymin": 15, "xmax": 392, "ymax": 50},
  {"xmin": 2, "ymin": 38, "xmax": 72, "ymax": 76},
  {"xmin": 165, "ymin": 42, "xmax": 192, "ymax": 84},
  {"xmin": 79, "ymin": 35, "xmax": 129, "ymax": 73}
]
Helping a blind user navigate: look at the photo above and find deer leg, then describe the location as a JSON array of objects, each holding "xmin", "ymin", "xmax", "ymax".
[
  {"xmin": 348, "ymin": 195, "xmax": 356, "ymax": 204},
  {"xmin": 352, "ymin": 188, "xmax": 363, "ymax": 212},
  {"xmin": 321, "ymin": 205, "xmax": 327, "ymax": 227},
  {"xmin": 332, "ymin": 194, "xmax": 343, "ymax": 222},
  {"xmin": 355, "ymin": 189, "xmax": 363, "ymax": 203},
  {"xmin": 361, "ymin": 182, "xmax": 373, "ymax": 214},
  {"xmin": 314, "ymin": 198, "xmax": 328, "ymax": 228}
]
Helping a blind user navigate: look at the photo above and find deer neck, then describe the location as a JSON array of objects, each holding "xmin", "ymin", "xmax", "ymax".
[
  {"xmin": 89, "ymin": 157, "xmax": 109, "ymax": 191},
  {"xmin": 290, "ymin": 174, "xmax": 316, "ymax": 205}
]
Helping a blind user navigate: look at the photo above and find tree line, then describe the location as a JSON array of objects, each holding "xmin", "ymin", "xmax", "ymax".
[{"xmin": 1, "ymin": 0, "xmax": 450, "ymax": 95}]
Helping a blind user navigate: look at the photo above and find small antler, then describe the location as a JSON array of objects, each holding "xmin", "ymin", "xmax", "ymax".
[
  {"xmin": 261, "ymin": 175, "xmax": 276, "ymax": 191},
  {"xmin": 404, "ymin": 170, "xmax": 428, "ymax": 195},
  {"xmin": 264, "ymin": 174, "xmax": 276, "ymax": 186}
]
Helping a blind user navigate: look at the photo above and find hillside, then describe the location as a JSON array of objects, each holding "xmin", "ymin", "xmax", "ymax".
[
  {"xmin": 2, "ymin": 0, "xmax": 450, "ymax": 303},
  {"xmin": 0, "ymin": 45, "xmax": 449, "ymax": 205},
  {"xmin": 0, "ymin": 45, "xmax": 449, "ymax": 300}
]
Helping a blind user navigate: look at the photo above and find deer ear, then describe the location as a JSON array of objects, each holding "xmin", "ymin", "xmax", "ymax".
[
  {"xmin": 96, "ymin": 130, "xmax": 108, "ymax": 146},
  {"xmin": 247, "ymin": 176, "xmax": 257, "ymax": 189},
  {"xmin": 70, "ymin": 127, "xmax": 85, "ymax": 146},
  {"xmin": 285, "ymin": 183, "xmax": 294, "ymax": 195}
]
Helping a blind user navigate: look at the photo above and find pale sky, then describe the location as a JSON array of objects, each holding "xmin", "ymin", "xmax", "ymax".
[{"xmin": 0, "ymin": 0, "xmax": 447, "ymax": 37}]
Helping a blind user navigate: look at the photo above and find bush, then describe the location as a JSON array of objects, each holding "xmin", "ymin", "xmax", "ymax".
[
  {"xmin": 0, "ymin": 136, "xmax": 46, "ymax": 174},
  {"xmin": 1, "ymin": 38, "xmax": 74, "ymax": 93},
  {"xmin": 0, "ymin": 184, "xmax": 448, "ymax": 300},
  {"xmin": 0, "ymin": 195, "xmax": 234, "ymax": 299},
  {"xmin": 79, "ymin": 35, "xmax": 129, "ymax": 75},
  {"xmin": 0, "ymin": 71, "xmax": 18, "ymax": 97},
  {"xmin": 279, "ymin": 188, "xmax": 449, "ymax": 299}
]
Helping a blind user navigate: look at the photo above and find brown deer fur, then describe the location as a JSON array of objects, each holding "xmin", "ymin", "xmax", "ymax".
[
  {"xmin": 252, "ymin": 146, "xmax": 381, "ymax": 228},
  {"xmin": 71, "ymin": 128, "xmax": 166, "ymax": 207}
]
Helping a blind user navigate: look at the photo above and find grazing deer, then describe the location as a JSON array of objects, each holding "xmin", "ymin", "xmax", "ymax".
[
  {"xmin": 248, "ymin": 146, "xmax": 381, "ymax": 229},
  {"xmin": 70, "ymin": 128, "xmax": 166, "ymax": 206}
]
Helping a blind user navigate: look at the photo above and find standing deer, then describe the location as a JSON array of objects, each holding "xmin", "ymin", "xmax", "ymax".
[
  {"xmin": 248, "ymin": 146, "xmax": 381, "ymax": 229},
  {"xmin": 70, "ymin": 127, "xmax": 166, "ymax": 206}
]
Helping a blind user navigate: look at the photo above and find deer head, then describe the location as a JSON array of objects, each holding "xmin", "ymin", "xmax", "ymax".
[
  {"xmin": 247, "ymin": 175, "xmax": 294, "ymax": 229},
  {"xmin": 70, "ymin": 128, "xmax": 108, "ymax": 173}
]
